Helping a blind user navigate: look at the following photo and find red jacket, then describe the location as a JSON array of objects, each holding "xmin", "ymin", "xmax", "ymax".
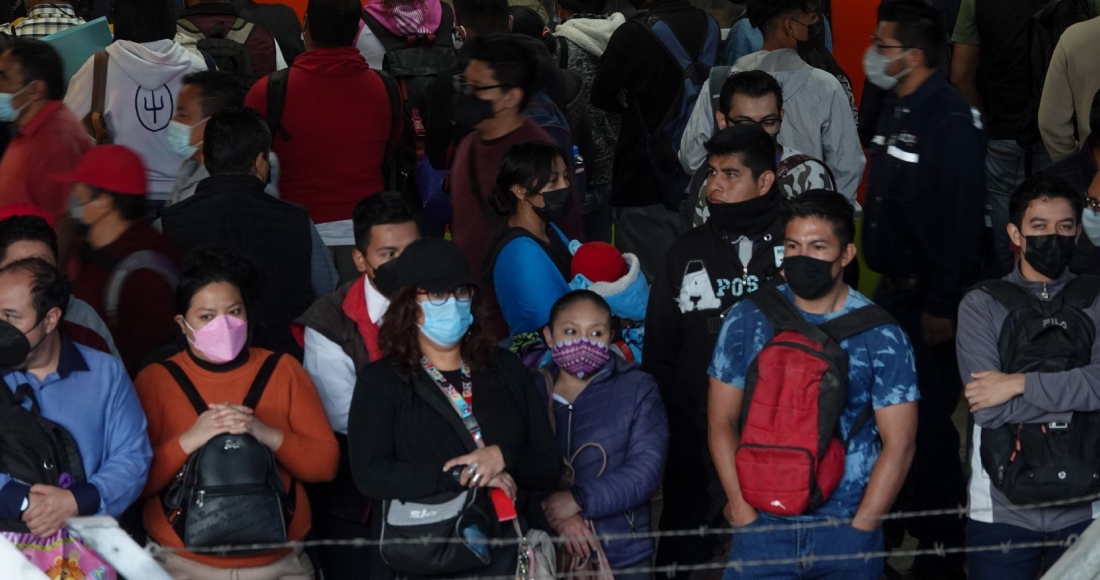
[
  {"xmin": 246, "ymin": 47, "xmax": 392, "ymax": 224},
  {"xmin": 0, "ymin": 102, "xmax": 90, "ymax": 220}
]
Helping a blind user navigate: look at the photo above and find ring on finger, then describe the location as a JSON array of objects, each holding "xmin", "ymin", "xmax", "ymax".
[
  {"xmin": 467, "ymin": 463, "xmax": 479, "ymax": 475},
  {"xmin": 471, "ymin": 473, "xmax": 483, "ymax": 485}
]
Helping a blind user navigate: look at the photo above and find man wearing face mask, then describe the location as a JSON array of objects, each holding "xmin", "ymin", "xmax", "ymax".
[
  {"xmin": 292, "ymin": 191, "xmax": 419, "ymax": 579},
  {"xmin": 685, "ymin": 69, "xmax": 837, "ymax": 228},
  {"xmin": 59, "ymin": 145, "xmax": 184, "ymax": 378},
  {"xmin": 958, "ymin": 175, "xmax": 1100, "ymax": 579},
  {"xmin": 160, "ymin": 107, "xmax": 336, "ymax": 359},
  {"xmin": 165, "ymin": 70, "xmax": 282, "ymax": 206},
  {"xmin": 643, "ymin": 124, "xmax": 785, "ymax": 576},
  {"xmin": 1045, "ymin": 88, "xmax": 1100, "ymax": 274},
  {"xmin": 0, "ymin": 39, "xmax": 90, "ymax": 221},
  {"xmin": 861, "ymin": 2, "xmax": 986, "ymax": 576},
  {"xmin": 708, "ymin": 190, "xmax": 918, "ymax": 579},
  {"xmin": 0, "ymin": 258, "xmax": 151, "ymax": 543},
  {"xmin": 679, "ymin": 0, "xmax": 864, "ymax": 200}
]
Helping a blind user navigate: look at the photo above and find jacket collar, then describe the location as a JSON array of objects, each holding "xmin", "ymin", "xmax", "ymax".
[
  {"xmin": 194, "ymin": 173, "xmax": 266, "ymax": 197},
  {"xmin": 56, "ymin": 335, "xmax": 90, "ymax": 379},
  {"xmin": 896, "ymin": 70, "xmax": 948, "ymax": 107},
  {"xmin": 341, "ymin": 275, "xmax": 383, "ymax": 362},
  {"xmin": 1006, "ymin": 263, "xmax": 1073, "ymax": 299},
  {"xmin": 15, "ymin": 101, "xmax": 63, "ymax": 140}
]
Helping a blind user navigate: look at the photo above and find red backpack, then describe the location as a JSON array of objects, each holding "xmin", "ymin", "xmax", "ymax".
[{"xmin": 735, "ymin": 287, "xmax": 895, "ymax": 516}]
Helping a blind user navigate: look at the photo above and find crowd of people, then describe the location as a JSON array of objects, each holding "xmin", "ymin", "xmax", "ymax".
[{"xmin": 0, "ymin": 0, "xmax": 1099, "ymax": 579}]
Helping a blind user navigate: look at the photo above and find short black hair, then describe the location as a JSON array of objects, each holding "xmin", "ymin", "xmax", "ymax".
[
  {"xmin": 558, "ymin": 0, "xmax": 607, "ymax": 16},
  {"xmin": 181, "ymin": 71, "xmax": 245, "ymax": 118},
  {"xmin": 719, "ymin": 70, "xmax": 784, "ymax": 117},
  {"xmin": 0, "ymin": 216, "xmax": 58, "ymax": 265},
  {"xmin": 353, "ymin": 191, "xmax": 418, "ymax": 253},
  {"xmin": 509, "ymin": 6, "xmax": 556, "ymax": 53},
  {"xmin": 782, "ymin": 189, "xmax": 856, "ymax": 247},
  {"xmin": 547, "ymin": 289, "xmax": 612, "ymax": 329},
  {"xmin": 490, "ymin": 141, "xmax": 569, "ymax": 217},
  {"xmin": 4, "ymin": 39, "xmax": 64, "ymax": 100},
  {"xmin": 0, "ymin": 258, "xmax": 69, "ymax": 320},
  {"xmin": 466, "ymin": 33, "xmax": 539, "ymax": 110},
  {"xmin": 746, "ymin": 0, "xmax": 817, "ymax": 30},
  {"xmin": 703, "ymin": 124, "xmax": 777, "ymax": 180},
  {"xmin": 453, "ymin": 0, "xmax": 510, "ymax": 36},
  {"xmin": 1090, "ymin": 86, "xmax": 1100, "ymax": 139},
  {"xmin": 93, "ymin": 189, "xmax": 146, "ymax": 222},
  {"xmin": 203, "ymin": 107, "xmax": 271, "ymax": 176},
  {"xmin": 176, "ymin": 246, "xmax": 257, "ymax": 316},
  {"xmin": 1009, "ymin": 174, "xmax": 1082, "ymax": 228},
  {"xmin": 305, "ymin": 0, "xmax": 362, "ymax": 47},
  {"xmin": 877, "ymin": 0, "xmax": 945, "ymax": 70},
  {"xmin": 111, "ymin": 0, "xmax": 177, "ymax": 43}
]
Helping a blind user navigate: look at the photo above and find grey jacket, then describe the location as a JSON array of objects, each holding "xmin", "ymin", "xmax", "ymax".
[
  {"xmin": 957, "ymin": 267, "xmax": 1100, "ymax": 531},
  {"xmin": 678, "ymin": 49, "xmax": 865, "ymax": 200}
]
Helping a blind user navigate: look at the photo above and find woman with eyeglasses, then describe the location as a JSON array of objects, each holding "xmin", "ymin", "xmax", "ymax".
[
  {"xmin": 348, "ymin": 238, "xmax": 563, "ymax": 579},
  {"xmin": 482, "ymin": 142, "xmax": 577, "ymax": 362}
]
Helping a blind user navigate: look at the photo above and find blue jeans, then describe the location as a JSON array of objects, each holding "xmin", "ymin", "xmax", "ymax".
[
  {"xmin": 986, "ymin": 139, "xmax": 1052, "ymax": 276},
  {"xmin": 967, "ymin": 519, "xmax": 1091, "ymax": 580},
  {"xmin": 721, "ymin": 514, "xmax": 884, "ymax": 580}
]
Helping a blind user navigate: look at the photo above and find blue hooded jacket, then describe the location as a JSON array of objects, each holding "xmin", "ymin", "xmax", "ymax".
[
  {"xmin": 534, "ymin": 356, "xmax": 669, "ymax": 568},
  {"xmin": 569, "ymin": 250, "xmax": 649, "ymax": 362}
]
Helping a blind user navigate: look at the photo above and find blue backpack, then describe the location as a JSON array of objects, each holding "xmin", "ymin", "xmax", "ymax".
[
  {"xmin": 523, "ymin": 91, "xmax": 574, "ymax": 156},
  {"xmin": 640, "ymin": 14, "xmax": 719, "ymax": 210}
]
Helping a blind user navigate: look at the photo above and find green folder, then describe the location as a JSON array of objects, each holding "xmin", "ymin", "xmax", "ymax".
[{"xmin": 42, "ymin": 17, "xmax": 114, "ymax": 88}]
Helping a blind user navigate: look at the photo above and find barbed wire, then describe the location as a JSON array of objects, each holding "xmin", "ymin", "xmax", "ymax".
[{"xmin": 141, "ymin": 491, "xmax": 1100, "ymax": 559}]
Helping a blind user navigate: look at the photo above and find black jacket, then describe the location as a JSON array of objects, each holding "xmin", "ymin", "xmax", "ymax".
[
  {"xmin": 160, "ymin": 173, "xmax": 315, "ymax": 358},
  {"xmin": 862, "ymin": 73, "xmax": 986, "ymax": 318},
  {"xmin": 591, "ymin": 0, "xmax": 713, "ymax": 207}
]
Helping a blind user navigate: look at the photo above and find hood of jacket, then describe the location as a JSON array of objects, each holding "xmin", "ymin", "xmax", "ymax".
[
  {"xmin": 734, "ymin": 48, "xmax": 813, "ymax": 102},
  {"xmin": 553, "ymin": 13, "xmax": 626, "ymax": 58},
  {"xmin": 106, "ymin": 39, "xmax": 205, "ymax": 90},
  {"xmin": 568, "ymin": 252, "xmax": 649, "ymax": 321},
  {"xmin": 292, "ymin": 46, "xmax": 372, "ymax": 78}
]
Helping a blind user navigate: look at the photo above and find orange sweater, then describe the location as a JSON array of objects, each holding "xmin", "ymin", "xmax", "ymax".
[{"xmin": 133, "ymin": 348, "xmax": 339, "ymax": 568}]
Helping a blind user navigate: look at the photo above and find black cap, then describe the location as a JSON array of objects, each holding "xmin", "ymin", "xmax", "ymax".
[{"xmin": 374, "ymin": 238, "xmax": 474, "ymax": 297}]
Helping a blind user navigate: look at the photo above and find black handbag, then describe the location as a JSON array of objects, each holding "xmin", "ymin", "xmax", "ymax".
[
  {"xmin": 160, "ymin": 354, "xmax": 295, "ymax": 555},
  {"xmin": 377, "ymin": 373, "xmax": 496, "ymax": 575}
]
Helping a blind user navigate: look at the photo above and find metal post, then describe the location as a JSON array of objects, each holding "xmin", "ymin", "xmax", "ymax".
[
  {"xmin": 1041, "ymin": 517, "xmax": 1100, "ymax": 580},
  {"xmin": 66, "ymin": 516, "xmax": 174, "ymax": 580},
  {"xmin": 0, "ymin": 532, "xmax": 50, "ymax": 580}
]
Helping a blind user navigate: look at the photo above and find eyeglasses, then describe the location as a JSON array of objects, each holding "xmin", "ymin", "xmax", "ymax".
[
  {"xmin": 418, "ymin": 285, "xmax": 476, "ymax": 305},
  {"xmin": 727, "ymin": 116, "xmax": 783, "ymax": 131},
  {"xmin": 453, "ymin": 75, "xmax": 506, "ymax": 97},
  {"xmin": 1086, "ymin": 196, "xmax": 1100, "ymax": 213}
]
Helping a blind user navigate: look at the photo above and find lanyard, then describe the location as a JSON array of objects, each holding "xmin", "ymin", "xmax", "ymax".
[{"xmin": 421, "ymin": 357, "xmax": 484, "ymax": 448}]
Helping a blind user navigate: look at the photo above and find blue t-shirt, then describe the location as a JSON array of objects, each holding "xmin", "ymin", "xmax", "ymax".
[{"xmin": 708, "ymin": 284, "xmax": 919, "ymax": 518}]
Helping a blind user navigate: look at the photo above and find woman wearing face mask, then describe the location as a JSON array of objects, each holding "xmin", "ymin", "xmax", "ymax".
[
  {"xmin": 348, "ymin": 237, "xmax": 562, "ymax": 580},
  {"xmin": 535, "ymin": 291, "xmax": 668, "ymax": 580},
  {"xmin": 133, "ymin": 247, "xmax": 338, "ymax": 579},
  {"xmin": 483, "ymin": 142, "xmax": 577, "ymax": 344}
]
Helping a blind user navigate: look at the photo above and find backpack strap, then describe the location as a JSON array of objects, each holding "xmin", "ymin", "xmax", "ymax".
[
  {"xmin": 243, "ymin": 353, "xmax": 282, "ymax": 409},
  {"xmin": 818, "ymin": 304, "xmax": 897, "ymax": 344},
  {"xmin": 971, "ymin": 279, "xmax": 1039, "ymax": 313},
  {"xmin": 87, "ymin": 50, "xmax": 110, "ymax": 145},
  {"xmin": 709, "ymin": 65, "xmax": 731, "ymax": 117},
  {"xmin": 104, "ymin": 250, "xmax": 181, "ymax": 326},
  {"xmin": 225, "ymin": 18, "xmax": 255, "ymax": 44},
  {"xmin": 747, "ymin": 285, "xmax": 826, "ymax": 341},
  {"xmin": 1058, "ymin": 275, "xmax": 1100, "ymax": 310},
  {"xmin": 266, "ymin": 67, "xmax": 291, "ymax": 141},
  {"xmin": 176, "ymin": 18, "xmax": 204, "ymax": 38},
  {"xmin": 160, "ymin": 360, "xmax": 209, "ymax": 416},
  {"xmin": 558, "ymin": 38, "xmax": 569, "ymax": 69},
  {"xmin": 375, "ymin": 68, "xmax": 404, "ymax": 152}
]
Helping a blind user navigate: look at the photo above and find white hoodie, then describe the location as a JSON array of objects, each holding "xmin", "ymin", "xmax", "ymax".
[{"xmin": 65, "ymin": 40, "xmax": 207, "ymax": 201}]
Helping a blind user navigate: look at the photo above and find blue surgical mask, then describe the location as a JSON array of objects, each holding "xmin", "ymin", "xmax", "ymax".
[
  {"xmin": 862, "ymin": 46, "xmax": 913, "ymax": 91},
  {"xmin": 166, "ymin": 117, "xmax": 208, "ymax": 159},
  {"xmin": 0, "ymin": 83, "xmax": 31, "ymax": 123},
  {"xmin": 1083, "ymin": 209, "xmax": 1100, "ymax": 246},
  {"xmin": 418, "ymin": 297, "xmax": 474, "ymax": 347}
]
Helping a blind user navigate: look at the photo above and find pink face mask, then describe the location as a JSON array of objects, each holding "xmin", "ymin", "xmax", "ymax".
[{"xmin": 185, "ymin": 314, "xmax": 248, "ymax": 363}]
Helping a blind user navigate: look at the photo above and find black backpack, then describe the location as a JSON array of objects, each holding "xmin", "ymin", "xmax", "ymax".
[
  {"xmin": 1018, "ymin": 0, "xmax": 1092, "ymax": 149},
  {"xmin": 0, "ymin": 383, "xmax": 86, "ymax": 531},
  {"xmin": 160, "ymin": 353, "xmax": 294, "ymax": 554},
  {"xmin": 177, "ymin": 18, "xmax": 258, "ymax": 89},
  {"xmin": 973, "ymin": 276, "xmax": 1100, "ymax": 504}
]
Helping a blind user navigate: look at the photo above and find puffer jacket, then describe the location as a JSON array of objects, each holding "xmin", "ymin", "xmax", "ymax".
[{"xmin": 534, "ymin": 356, "xmax": 668, "ymax": 568}]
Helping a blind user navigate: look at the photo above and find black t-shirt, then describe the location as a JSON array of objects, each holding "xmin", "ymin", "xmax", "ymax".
[{"xmin": 439, "ymin": 368, "xmax": 528, "ymax": 458}]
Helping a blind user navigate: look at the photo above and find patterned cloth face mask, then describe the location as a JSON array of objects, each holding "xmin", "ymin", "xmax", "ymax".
[{"xmin": 550, "ymin": 337, "xmax": 610, "ymax": 379}]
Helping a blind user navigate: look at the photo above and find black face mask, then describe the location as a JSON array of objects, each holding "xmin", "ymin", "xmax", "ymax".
[
  {"xmin": 796, "ymin": 19, "xmax": 826, "ymax": 56},
  {"xmin": 532, "ymin": 187, "xmax": 572, "ymax": 222},
  {"xmin": 452, "ymin": 92, "xmax": 496, "ymax": 129},
  {"xmin": 0, "ymin": 318, "xmax": 34, "ymax": 368},
  {"xmin": 1024, "ymin": 234, "xmax": 1076, "ymax": 279},
  {"xmin": 784, "ymin": 255, "xmax": 840, "ymax": 299}
]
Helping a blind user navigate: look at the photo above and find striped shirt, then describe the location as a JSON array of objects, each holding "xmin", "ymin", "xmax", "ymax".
[{"xmin": 0, "ymin": 4, "xmax": 85, "ymax": 39}]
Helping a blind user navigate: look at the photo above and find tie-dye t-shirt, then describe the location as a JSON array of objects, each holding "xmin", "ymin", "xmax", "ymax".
[{"xmin": 708, "ymin": 284, "xmax": 920, "ymax": 519}]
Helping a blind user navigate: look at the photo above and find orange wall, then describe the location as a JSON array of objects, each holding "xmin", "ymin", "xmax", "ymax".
[
  {"xmin": 832, "ymin": 0, "xmax": 879, "ymax": 108},
  {"xmin": 256, "ymin": 0, "xmax": 309, "ymax": 24}
]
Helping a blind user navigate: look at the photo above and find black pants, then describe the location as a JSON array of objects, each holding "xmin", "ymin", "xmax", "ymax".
[
  {"xmin": 873, "ymin": 285, "xmax": 967, "ymax": 573},
  {"xmin": 311, "ymin": 510, "xmax": 376, "ymax": 580}
]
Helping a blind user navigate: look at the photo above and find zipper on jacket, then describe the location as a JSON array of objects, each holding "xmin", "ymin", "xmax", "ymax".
[
  {"xmin": 566, "ymin": 404, "xmax": 574, "ymax": 456},
  {"xmin": 1042, "ymin": 283, "xmax": 1050, "ymax": 300},
  {"xmin": 625, "ymin": 509, "xmax": 637, "ymax": 539}
]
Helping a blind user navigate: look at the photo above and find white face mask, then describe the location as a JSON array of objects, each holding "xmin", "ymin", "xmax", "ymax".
[
  {"xmin": 165, "ymin": 117, "xmax": 208, "ymax": 159},
  {"xmin": 1083, "ymin": 209, "xmax": 1100, "ymax": 246},
  {"xmin": 862, "ymin": 46, "xmax": 913, "ymax": 90}
]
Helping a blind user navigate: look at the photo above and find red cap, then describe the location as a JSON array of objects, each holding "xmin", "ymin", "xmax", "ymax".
[
  {"xmin": 571, "ymin": 242, "xmax": 628, "ymax": 284},
  {"xmin": 52, "ymin": 145, "xmax": 147, "ymax": 196},
  {"xmin": 0, "ymin": 203, "xmax": 55, "ymax": 228}
]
